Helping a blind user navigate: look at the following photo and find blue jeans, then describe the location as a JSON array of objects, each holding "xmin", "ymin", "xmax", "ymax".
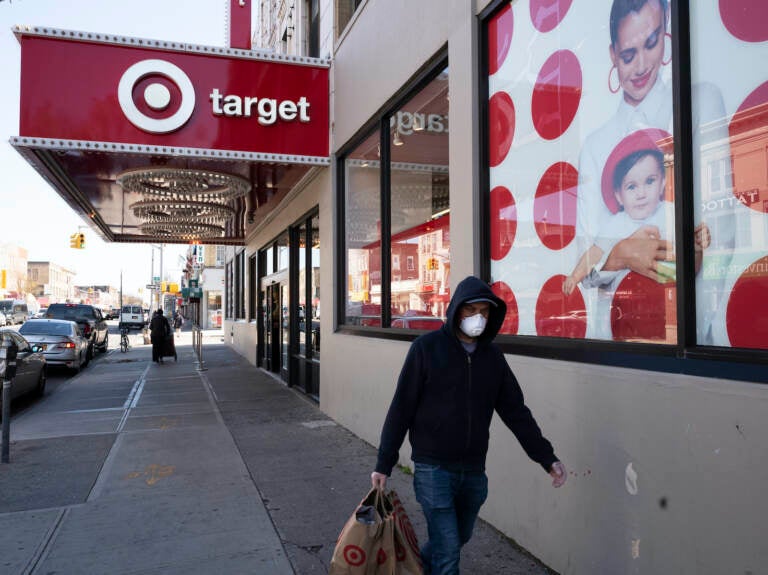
[{"xmin": 413, "ymin": 462, "xmax": 488, "ymax": 575}]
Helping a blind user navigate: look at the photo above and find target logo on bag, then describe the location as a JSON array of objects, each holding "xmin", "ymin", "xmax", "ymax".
[
  {"xmin": 377, "ymin": 549, "xmax": 388, "ymax": 564},
  {"xmin": 395, "ymin": 539, "xmax": 406, "ymax": 561},
  {"xmin": 343, "ymin": 545, "xmax": 366, "ymax": 566}
]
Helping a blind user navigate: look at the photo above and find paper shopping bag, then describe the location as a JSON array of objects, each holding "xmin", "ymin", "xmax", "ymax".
[
  {"xmin": 389, "ymin": 490, "xmax": 423, "ymax": 575},
  {"xmin": 330, "ymin": 488, "xmax": 394, "ymax": 574}
]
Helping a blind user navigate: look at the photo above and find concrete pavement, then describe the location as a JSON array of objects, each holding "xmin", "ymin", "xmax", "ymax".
[{"xmin": 0, "ymin": 329, "xmax": 556, "ymax": 574}]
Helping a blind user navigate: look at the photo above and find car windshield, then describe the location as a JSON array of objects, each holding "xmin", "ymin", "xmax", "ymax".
[
  {"xmin": 47, "ymin": 305, "xmax": 92, "ymax": 321},
  {"xmin": 20, "ymin": 322, "xmax": 73, "ymax": 336}
]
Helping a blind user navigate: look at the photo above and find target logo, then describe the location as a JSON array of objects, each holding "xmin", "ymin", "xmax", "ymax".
[{"xmin": 118, "ymin": 59, "xmax": 195, "ymax": 133}]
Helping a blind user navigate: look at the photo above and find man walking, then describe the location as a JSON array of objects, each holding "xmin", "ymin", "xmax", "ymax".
[{"xmin": 371, "ymin": 275, "xmax": 566, "ymax": 574}]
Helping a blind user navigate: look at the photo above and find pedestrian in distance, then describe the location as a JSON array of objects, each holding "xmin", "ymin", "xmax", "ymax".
[
  {"xmin": 149, "ymin": 309, "xmax": 171, "ymax": 364},
  {"xmin": 371, "ymin": 275, "xmax": 567, "ymax": 575},
  {"xmin": 173, "ymin": 311, "xmax": 184, "ymax": 335}
]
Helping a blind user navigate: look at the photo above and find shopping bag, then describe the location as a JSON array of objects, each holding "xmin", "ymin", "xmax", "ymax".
[
  {"xmin": 389, "ymin": 490, "xmax": 423, "ymax": 574},
  {"xmin": 329, "ymin": 488, "xmax": 423, "ymax": 575},
  {"xmin": 330, "ymin": 488, "xmax": 393, "ymax": 574}
]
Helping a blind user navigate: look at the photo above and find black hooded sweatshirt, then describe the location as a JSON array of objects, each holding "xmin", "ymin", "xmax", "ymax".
[{"xmin": 375, "ymin": 276, "xmax": 557, "ymax": 476}]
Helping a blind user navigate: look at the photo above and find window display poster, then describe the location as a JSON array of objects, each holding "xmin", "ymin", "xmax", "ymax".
[{"xmin": 487, "ymin": 0, "xmax": 768, "ymax": 350}]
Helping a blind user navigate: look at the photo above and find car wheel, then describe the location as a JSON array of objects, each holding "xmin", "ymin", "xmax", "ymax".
[
  {"xmin": 85, "ymin": 343, "xmax": 93, "ymax": 366},
  {"xmin": 34, "ymin": 368, "xmax": 47, "ymax": 398},
  {"xmin": 99, "ymin": 332, "xmax": 108, "ymax": 353}
]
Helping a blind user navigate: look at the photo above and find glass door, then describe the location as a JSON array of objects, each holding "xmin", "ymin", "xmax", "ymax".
[
  {"xmin": 260, "ymin": 271, "xmax": 288, "ymax": 378},
  {"xmin": 280, "ymin": 281, "xmax": 289, "ymax": 382}
]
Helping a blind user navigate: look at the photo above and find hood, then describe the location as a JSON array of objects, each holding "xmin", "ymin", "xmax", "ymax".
[{"xmin": 444, "ymin": 275, "xmax": 507, "ymax": 343}]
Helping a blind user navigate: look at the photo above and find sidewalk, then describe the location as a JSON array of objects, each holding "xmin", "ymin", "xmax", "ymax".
[{"xmin": 0, "ymin": 331, "xmax": 555, "ymax": 574}]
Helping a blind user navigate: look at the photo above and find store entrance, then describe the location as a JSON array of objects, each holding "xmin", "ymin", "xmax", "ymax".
[{"xmin": 260, "ymin": 271, "xmax": 289, "ymax": 381}]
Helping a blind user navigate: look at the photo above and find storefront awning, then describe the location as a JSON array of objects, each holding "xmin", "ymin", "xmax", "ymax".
[{"xmin": 11, "ymin": 26, "xmax": 330, "ymax": 245}]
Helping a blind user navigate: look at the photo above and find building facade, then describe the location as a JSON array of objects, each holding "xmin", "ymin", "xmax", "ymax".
[
  {"xmin": 27, "ymin": 261, "xmax": 77, "ymax": 304},
  {"xmin": 1, "ymin": 243, "xmax": 29, "ymax": 299},
  {"xmin": 222, "ymin": 1, "xmax": 768, "ymax": 574}
]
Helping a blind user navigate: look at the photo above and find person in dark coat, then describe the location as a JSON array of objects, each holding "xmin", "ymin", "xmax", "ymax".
[
  {"xmin": 149, "ymin": 309, "xmax": 171, "ymax": 363},
  {"xmin": 371, "ymin": 275, "xmax": 567, "ymax": 575}
]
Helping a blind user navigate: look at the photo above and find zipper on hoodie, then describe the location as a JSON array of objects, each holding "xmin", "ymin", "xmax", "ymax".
[{"xmin": 465, "ymin": 353, "xmax": 472, "ymax": 452}]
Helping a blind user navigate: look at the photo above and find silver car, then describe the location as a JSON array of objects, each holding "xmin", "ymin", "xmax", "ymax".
[
  {"xmin": 0, "ymin": 329, "xmax": 47, "ymax": 402},
  {"xmin": 18, "ymin": 319, "xmax": 88, "ymax": 373}
]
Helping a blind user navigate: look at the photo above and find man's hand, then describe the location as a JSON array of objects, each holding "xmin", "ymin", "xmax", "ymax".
[
  {"xmin": 603, "ymin": 226, "xmax": 674, "ymax": 282},
  {"xmin": 549, "ymin": 461, "xmax": 567, "ymax": 488},
  {"xmin": 371, "ymin": 471, "xmax": 388, "ymax": 489}
]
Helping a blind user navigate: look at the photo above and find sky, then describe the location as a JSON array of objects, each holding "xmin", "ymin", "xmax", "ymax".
[{"xmin": 0, "ymin": 0, "xmax": 232, "ymax": 300}]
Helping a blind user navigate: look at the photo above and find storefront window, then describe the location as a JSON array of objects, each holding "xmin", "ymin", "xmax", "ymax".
[
  {"xmin": 690, "ymin": 2, "xmax": 768, "ymax": 350},
  {"xmin": 389, "ymin": 68, "xmax": 450, "ymax": 331},
  {"xmin": 486, "ymin": 0, "xmax": 677, "ymax": 343},
  {"xmin": 341, "ymin": 56, "xmax": 449, "ymax": 331},
  {"xmin": 344, "ymin": 130, "xmax": 382, "ymax": 326}
]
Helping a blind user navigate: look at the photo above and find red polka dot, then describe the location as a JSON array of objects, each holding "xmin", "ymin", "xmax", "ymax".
[
  {"xmin": 535, "ymin": 275, "xmax": 587, "ymax": 338},
  {"xmin": 726, "ymin": 255, "xmax": 768, "ymax": 349},
  {"xmin": 489, "ymin": 91, "xmax": 516, "ymax": 167},
  {"xmin": 610, "ymin": 273, "xmax": 675, "ymax": 342},
  {"xmin": 601, "ymin": 129, "xmax": 673, "ymax": 213},
  {"xmin": 719, "ymin": 0, "xmax": 768, "ymax": 42},
  {"xmin": 488, "ymin": 3, "xmax": 514, "ymax": 75},
  {"xmin": 531, "ymin": 50, "xmax": 582, "ymax": 140},
  {"xmin": 729, "ymin": 81, "xmax": 768, "ymax": 214},
  {"xmin": 491, "ymin": 280, "xmax": 519, "ymax": 335},
  {"xmin": 534, "ymin": 162, "xmax": 578, "ymax": 250},
  {"xmin": 490, "ymin": 186, "xmax": 517, "ymax": 260},
  {"xmin": 530, "ymin": 0, "xmax": 573, "ymax": 33}
]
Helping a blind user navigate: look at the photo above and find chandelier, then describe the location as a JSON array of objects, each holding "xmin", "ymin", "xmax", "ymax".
[{"xmin": 116, "ymin": 167, "xmax": 249, "ymax": 240}]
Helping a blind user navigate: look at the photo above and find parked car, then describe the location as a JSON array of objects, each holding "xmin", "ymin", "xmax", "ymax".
[
  {"xmin": 391, "ymin": 316, "xmax": 444, "ymax": 330},
  {"xmin": 44, "ymin": 303, "xmax": 108, "ymax": 360},
  {"xmin": 0, "ymin": 329, "xmax": 47, "ymax": 403},
  {"xmin": 19, "ymin": 319, "xmax": 89, "ymax": 373},
  {"xmin": 119, "ymin": 304, "xmax": 147, "ymax": 331},
  {"xmin": 0, "ymin": 300, "xmax": 29, "ymax": 325},
  {"xmin": 0, "ymin": 311, "xmax": 7, "ymax": 326},
  {"xmin": 35, "ymin": 307, "xmax": 48, "ymax": 319}
]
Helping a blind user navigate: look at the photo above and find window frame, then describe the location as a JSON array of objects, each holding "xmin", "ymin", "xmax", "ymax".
[
  {"xmin": 336, "ymin": 49, "xmax": 449, "ymax": 338},
  {"xmin": 478, "ymin": 0, "xmax": 767, "ymax": 382}
]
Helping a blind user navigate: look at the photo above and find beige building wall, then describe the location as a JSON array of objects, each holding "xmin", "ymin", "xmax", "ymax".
[
  {"xmin": 27, "ymin": 261, "xmax": 76, "ymax": 303},
  {"xmin": 225, "ymin": 1, "xmax": 767, "ymax": 573},
  {"xmin": 0, "ymin": 243, "xmax": 29, "ymax": 298},
  {"xmin": 324, "ymin": 1, "xmax": 767, "ymax": 574}
]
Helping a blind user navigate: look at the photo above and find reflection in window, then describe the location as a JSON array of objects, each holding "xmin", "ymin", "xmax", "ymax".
[
  {"xmin": 342, "ymin": 60, "xmax": 449, "ymax": 331},
  {"xmin": 344, "ymin": 130, "xmax": 382, "ymax": 327},
  {"xmin": 390, "ymin": 67, "xmax": 449, "ymax": 330},
  {"xmin": 691, "ymin": 4, "xmax": 768, "ymax": 349}
]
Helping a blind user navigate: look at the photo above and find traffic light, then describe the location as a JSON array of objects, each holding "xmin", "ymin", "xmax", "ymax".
[
  {"xmin": 69, "ymin": 232, "xmax": 85, "ymax": 249},
  {"xmin": 0, "ymin": 269, "xmax": 5, "ymax": 289}
]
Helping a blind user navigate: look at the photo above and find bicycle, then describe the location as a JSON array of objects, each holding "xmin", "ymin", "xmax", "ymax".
[{"xmin": 120, "ymin": 327, "xmax": 130, "ymax": 353}]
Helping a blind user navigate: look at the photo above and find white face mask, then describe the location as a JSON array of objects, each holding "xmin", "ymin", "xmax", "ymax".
[{"xmin": 460, "ymin": 313, "xmax": 487, "ymax": 338}]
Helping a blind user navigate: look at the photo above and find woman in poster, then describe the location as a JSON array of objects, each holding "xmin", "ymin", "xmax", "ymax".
[{"xmin": 575, "ymin": 0, "xmax": 734, "ymax": 342}]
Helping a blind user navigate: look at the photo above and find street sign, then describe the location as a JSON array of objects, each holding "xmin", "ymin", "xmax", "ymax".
[
  {"xmin": 153, "ymin": 276, "xmax": 160, "ymax": 283},
  {"xmin": 146, "ymin": 284, "xmax": 160, "ymax": 290}
]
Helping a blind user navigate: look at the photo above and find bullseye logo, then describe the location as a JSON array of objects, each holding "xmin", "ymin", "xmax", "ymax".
[{"xmin": 118, "ymin": 59, "xmax": 195, "ymax": 133}]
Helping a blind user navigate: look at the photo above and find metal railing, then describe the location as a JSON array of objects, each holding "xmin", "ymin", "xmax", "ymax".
[{"xmin": 191, "ymin": 324, "xmax": 207, "ymax": 372}]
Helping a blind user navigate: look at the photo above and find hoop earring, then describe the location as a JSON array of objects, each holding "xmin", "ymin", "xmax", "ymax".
[
  {"xmin": 662, "ymin": 32, "xmax": 672, "ymax": 66},
  {"xmin": 608, "ymin": 65, "xmax": 620, "ymax": 94}
]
